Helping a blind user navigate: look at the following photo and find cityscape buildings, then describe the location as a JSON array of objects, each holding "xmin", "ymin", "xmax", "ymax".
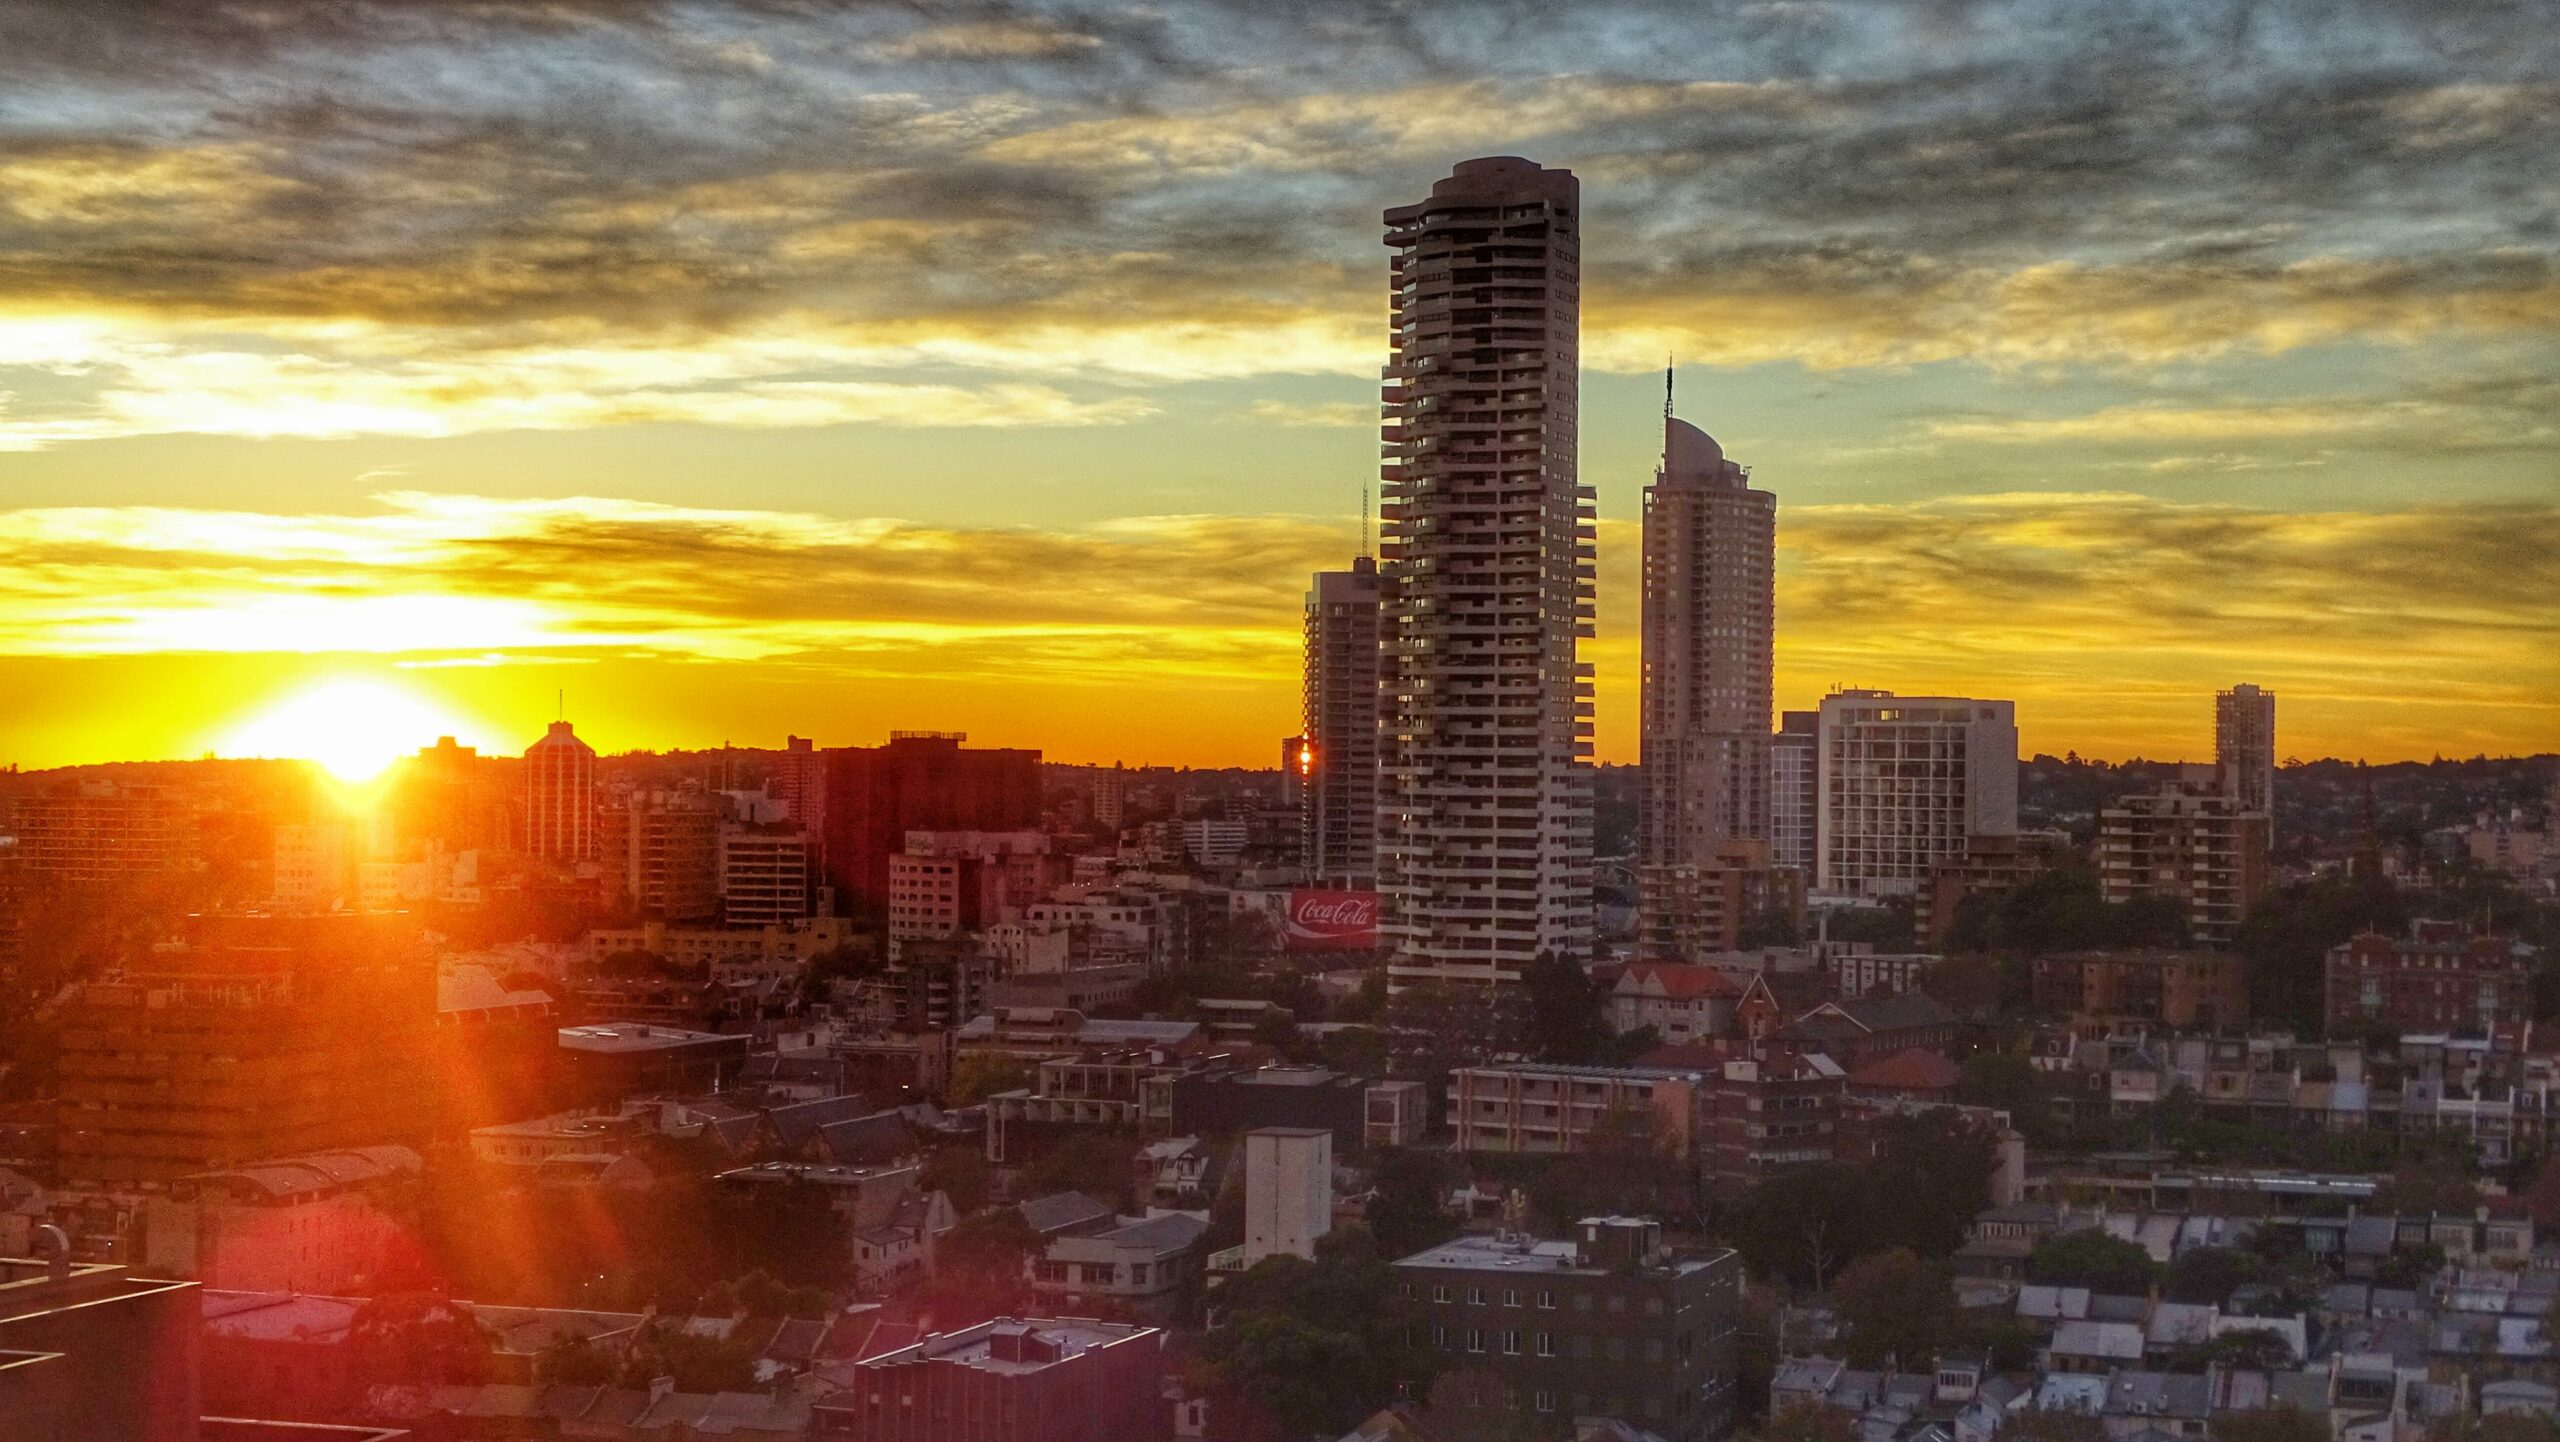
[
  {"xmin": 2218, "ymin": 683, "xmax": 2278, "ymax": 817},
  {"xmin": 820, "ymin": 733, "xmax": 1043, "ymax": 920},
  {"xmin": 1302, "ymin": 554, "xmax": 1382, "ymax": 886},
  {"xmin": 1815, "ymin": 691, "xmax": 2019, "ymax": 900},
  {"xmin": 1769, "ymin": 709, "xmax": 1819, "ymax": 877},
  {"xmin": 1639, "ymin": 401, "xmax": 1777, "ymax": 959},
  {"xmin": 2095, "ymin": 766, "xmax": 2272, "ymax": 943},
  {"xmin": 1376, "ymin": 156, "xmax": 1596, "ymax": 990}
]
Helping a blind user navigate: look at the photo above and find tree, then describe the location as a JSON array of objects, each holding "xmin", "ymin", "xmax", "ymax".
[
  {"xmin": 1021, "ymin": 1134, "xmax": 1138, "ymax": 1209},
  {"xmin": 1831, "ymin": 1248, "xmax": 1958, "ymax": 1369},
  {"xmin": 913, "ymin": 1207, "xmax": 1037, "ymax": 1329},
  {"xmin": 2168, "ymin": 1326, "xmax": 2295, "ymax": 1374},
  {"xmin": 921, "ymin": 1143, "xmax": 993, "ymax": 1214},
  {"xmin": 1529, "ymin": 1104, "xmax": 1687, "ymax": 1230},
  {"xmin": 2163, "ymin": 1245, "xmax": 2260, "ymax": 1306},
  {"xmin": 1203, "ymin": 1227, "xmax": 1439, "ymax": 1437},
  {"xmin": 1522, "ymin": 951, "xmax": 1605, "ymax": 1063},
  {"xmin": 1365, "ymin": 1148, "xmax": 1456, "ymax": 1259},
  {"xmin": 1955, "ymin": 1050, "xmax": 2048, "ymax": 1119},
  {"xmin": 2028, "ymin": 1232, "xmax": 2159, "ymax": 1295},
  {"xmin": 537, "ymin": 1337, "xmax": 619, "ymax": 1385},
  {"xmin": 1864, "ymin": 1110, "xmax": 1999, "ymax": 1259},
  {"xmin": 2212, "ymin": 1406, "xmax": 2331, "ymax": 1442},
  {"xmin": 945, "ymin": 1054, "xmax": 1032, "ymax": 1106},
  {"xmin": 1725, "ymin": 1164, "xmax": 1877, "ymax": 1290},
  {"xmin": 2373, "ymin": 1150, "xmax": 2482, "ymax": 1217},
  {"xmin": 347, "ymin": 1292, "xmax": 494, "ymax": 1386}
]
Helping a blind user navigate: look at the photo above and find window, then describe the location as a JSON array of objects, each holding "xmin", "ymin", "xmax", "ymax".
[
  {"xmin": 1467, "ymin": 1329, "xmax": 1486, "ymax": 1354},
  {"xmin": 1502, "ymin": 1330, "xmax": 1521, "ymax": 1356},
  {"xmin": 1399, "ymin": 1282, "xmax": 1414, "ymax": 1299},
  {"xmin": 1432, "ymin": 1325, "xmax": 1446, "ymax": 1348},
  {"xmin": 1537, "ymin": 1289, "xmax": 1556, "ymax": 1309},
  {"xmin": 1432, "ymin": 1284, "xmax": 1450, "ymax": 1303},
  {"xmin": 1537, "ymin": 1332, "xmax": 1556, "ymax": 1357},
  {"xmin": 1536, "ymin": 1391, "xmax": 1556, "ymax": 1413},
  {"xmin": 1467, "ymin": 1286, "xmax": 1486, "ymax": 1305},
  {"xmin": 1503, "ymin": 1288, "xmax": 1521, "ymax": 1308}
]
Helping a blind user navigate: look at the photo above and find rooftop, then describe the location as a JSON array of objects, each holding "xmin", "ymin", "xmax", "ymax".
[
  {"xmin": 1392, "ymin": 1231, "xmax": 1730, "ymax": 1279},
  {"xmin": 558, "ymin": 1022, "xmax": 735, "ymax": 1054}
]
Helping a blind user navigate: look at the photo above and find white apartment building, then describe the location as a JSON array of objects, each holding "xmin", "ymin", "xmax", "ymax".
[
  {"xmin": 1816, "ymin": 691, "xmax": 2018, "ymax": 900},
  {"xmin": 1376, "ymin": 156, "xmax": 1595, "ymax": 990}
]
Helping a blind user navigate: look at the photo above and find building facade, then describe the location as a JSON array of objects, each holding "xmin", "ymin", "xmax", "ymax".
[
  {"xmin": 2324, "ymin": 921, "xmax": 2534, "ymax": 1036},
  {"xmin": 522, "ymin": 720, "xmax": 597, "ymax": 862},
  {"xmin": 822, "ymin": 734, "xmax": 1043, "ymax": 921},
  {"xmin": 2095, "ymin": 767, "xmax": 2271, "ymax": 944},
  {"xmin": 1769, "ymin": 710, "xmax": 1819, "ymax": 878},
  {"xmin": 1640, "ymin": 407, "xmax": 1776, "ymax": 954},
  {"xmin": 1376, "ymin": 156, "xmax": 1595, "ymax": 990},
  {"xmin": 1816, "ymin": 692, "xmax": 2018, "ymax": 900},
  {"xmin": 1395, "ymin": 1218, "xmax": 1740, "ymax": 1442},
  {"xmin": 811, "ymin": 1317, "xmax": 1170, "ymax": 1442},
  {"xmin": 1239, "ymin": 1126, "xmax": 1333, "ymax": 1268},
  {"xmin": 2216, "ymin": 683, "xmax": 2277, "ymax": 818},
  {"xmin": 2030, "ymin": 951, "xmax": 2250, "ymax": 1030},
  {"xmin": 1304, "ymin": 555, "xmax": 1383, "ymax": 886}
]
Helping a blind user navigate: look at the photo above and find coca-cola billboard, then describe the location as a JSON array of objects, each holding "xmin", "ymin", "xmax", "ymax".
[{"xmin": 1286, "ymin": 889, "xmax": 1380, "ymax": 951}]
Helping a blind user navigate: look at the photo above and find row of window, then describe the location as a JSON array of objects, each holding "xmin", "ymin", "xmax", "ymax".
[{"xmin": 1403, "ymin": 1280, "xmax": 1667, "ymax": 1315}]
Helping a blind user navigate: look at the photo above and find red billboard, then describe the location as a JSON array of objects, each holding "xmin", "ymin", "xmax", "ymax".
[{"xmin": 1286, "ymin": 889, "xmax": 1380, "ymax": 951}]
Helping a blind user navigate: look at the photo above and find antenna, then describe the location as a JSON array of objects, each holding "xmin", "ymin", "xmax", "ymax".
[
  {"xmin": 1665, "ymin": 355, "xmax": 1674, "ymax": 420},
  {"xmin": 1360, "ymin": 483, "xmax": 1372, "ymax": 559},
  {"xmin": 557, "ymin": 688, "xmax": 564, "ymax": 722}
]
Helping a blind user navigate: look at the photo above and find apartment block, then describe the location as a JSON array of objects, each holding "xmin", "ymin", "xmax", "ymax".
[
  {"xmin": 1450, "ymin": 1064, "xmax": 1702, "ymax": 1160},
  {"xmin": 2324, "ymin": 921, "xmax": 2534, "ymax": 1037},
  {"xmin": 1395, "ymin": 1218, "xmax": 1740, "ymax": 1442},
  {"xmin": 811, "ymin": 1316, "xmax": 1171, "ymax": 1442},
  {"xmin": 1816, "ymin": 692, "xmax": 2017, "ymax": 900},
  {"xmin": 2032, "ymin": 951, "xmax": 2249, "ymax": 1030},
  {"xmin": 1303, "ymin": 555, "xmax": 1383, "ymax": 886},
  {"xmin": 2096, "ymin": 766, "xmax": 2270, "ymax": 944}
]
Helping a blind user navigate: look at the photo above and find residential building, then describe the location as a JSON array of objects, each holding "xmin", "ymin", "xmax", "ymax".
[
  {"xmin": 811, "ymin": 1316, "xmax": 1171, "ymax": 1442},
  {"xmin": 1697, "ymin": 1051, "xmax": 1845, "ymax": 1189},
  {"xmin": 1641, "ymin": 403, "xmax": 1776, "ymax": 958},
  {"xmin": 611, "ymin": 788, "xmax": 722, "ymax": 921},
  {"xmin": 1178, "ymin": 819, "xmax": 1247, "ymax": 868},
  {"xmin": 1639, "ymin": 838, "xmax": 1800, "ymax": 961},
  {"xmin": 821, "ymin": 733, "xmax": 1042, "ymax": 921},
  {"xmin": 1376, "ymin": 155, "xmax": 1595, "ymax": 991},
  {"xmin": 0, "ymin": 1249, "xmax": 202, "ymax": 1441},
  {"xmin": 775, "ymin": 733, "xmax": 827, "ymax": 833},
  {"xmin": 522, "ymin": 719, "xmax": 597, "ymax": 862},
  {"xmin": 6, "ymin": 779, "xmax": 192, "ymax": 886},
  {"xmin": 140, "ymin": 1146, "xmax": 420, "ymax": 1294},
  {"xmin": 1394, "ymin": 1217, "xmax": 1740, "ymax": 1442},
  {"xmin": 2032, "ymin": 951, "xmax": 2250, "ymax": 1029},
  {"xmin": 1771, "ymin": 992, "xmax": 1959, "ymax": 1069},
  {"xmin": 2324, "ymin": 921, "xmax": 2535, "ymax": 1036},
  {"xmin": 1816, "ymin": 692, "xmax": 2018, "ymax": 900},
  {"xmin": 1028, "ymin": 1212, "xmax": 1207, "ymax": 1318},
  {"xmin": 1825, "ymin": 947, "xmax": 1936, "ymax": 1000},
  {"xmin": 2217, "ymin": 683, "xmax": 2277, "ymax": 818},
  {"xmin": 2096, "ymin": 767, "xmax": 2271, "ymax": 944},
  {"xmin": 1366, "ymin": 1079, "xmax": 1430, "ymax": 1149},
  {"xmin": 583, "ymin": 915, "xmax": 853, "ymax": 986},
  {"xmin": 1770, "ymin": 710, "xmax": 1819, "ymax": 877},
  {"xmin": 1304, "ymin": 555, "xmax": 1383, "ymax": 886},
  {"xmin": 721, "ymin": 823, "xmax": 815, "ymax": 926},
  {"xmin": 1239, "ymin": 1127, "xmax": 1332, "ymax": 1268},
  {"xmin": 887, "ymin": 831, "xmax": 1056, "ymax": 951},
  {"xmin": 1156, "ymin": 1065, "xmax": 1379, "ymax": 1154},
  {"xmin": 55, "ymin": 914, "xmax": 438, "ymax": 1187},
  {"xmin": 1925, "ymin": 831, "xmax": 2072, "ymax": 945},
  {"xmin": 555, "ymin": 1022, "xmax": 750, "ymax": 1103},
  {"xmin": 1608, "ymin": 963, "xmax": 1739, "ymax": 1043},
  {"xmin": 269, "ymin": 820, "xmax": 354, "ymax": 913},
  {"xmin": 1450, "ymin": 1064, "xmax": 1704, "ymax": 1160}
]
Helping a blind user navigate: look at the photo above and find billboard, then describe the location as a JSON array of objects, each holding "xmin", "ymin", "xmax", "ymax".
[{"xmin": 1286, "ymin": 889, "xmax": 1380, "ymax": 951}]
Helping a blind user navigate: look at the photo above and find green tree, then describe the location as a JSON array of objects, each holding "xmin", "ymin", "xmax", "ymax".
[
  {"xmin": 2029, "ymin": 1232, "xmax": 2160, "ymax": 1295},
  {"xmin": 921, "ymin": 1143, "xmax": 993, "ymax": 1214},
  {"xmin": 2168, "ymin": 1326, "xmax": 2296, "ymax": 1374},
  {"xmin": 2163, "ymin": 1245, "xmax": 2260, "ymax": 1306},
  {"xmin": 346, "ymin": 1292, "xmax": 495, "ymax": 1385},
  {"xmin": 1021, "ymin": 1134, "xmax": 1138, "ymax": 1209},
  {"xmin": 1724, "ymin": 1164, "xmax": 1876, "ymax": 1290},
  {"xmin": 2373, "ymin": 1150, "xmax": 2482, "ymax": 1216},
  {"xmin": 1203, "ymin": 1227, "xmax": 1439, "ymax": 1436},
  {"xmin": 945, "ymin": 1054, "xmax": 1032, "ymax": 1106},
  {"xmin": 1522, "ymin": 951, "xmax": 1605, "ymax": 1063},
  {"xmin": 1864, "ymin": 1110, "xmax": 1999, "ymax": 1259},
  {"xmin": 1832, "ymin": 1248, "xmax": 1958, "ymax": 1369},
  {"xmin": 1366, "ymin": 1148, "xmax": 1456, "ymax": 1259}
]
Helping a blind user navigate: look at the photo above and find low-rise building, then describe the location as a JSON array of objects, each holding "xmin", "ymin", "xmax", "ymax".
[
  {"xmin": 1609, "ymin": 963, "xmax": 1738, "ymax": 1043},
  {"xmin": 1393, "ymin": 1217, "xmax": 1740, "ymax": 1442},
  {"xmin": 2325, "ymin": 921, "xmax": 2535, "ymax": 1037},
  {"xmin": 2033, "ymin": 951, "xmax": 2250, "ymax": 1030},
  {"xmin": 1028, "ymin": 1213, "xmax": 1208, "ymax": 1319},
  {"xmin": 140, "ymin": 1145, "xmax": 420, "ymax": 1294}
]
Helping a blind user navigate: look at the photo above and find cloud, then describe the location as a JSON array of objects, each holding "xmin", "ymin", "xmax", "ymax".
[{"xmin": 1231, "ymin": 398, "xmax": 1374, "ymax": 426}]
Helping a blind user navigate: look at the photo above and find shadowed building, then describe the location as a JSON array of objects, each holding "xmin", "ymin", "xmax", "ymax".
[
  {"xmin": 821, "ymin": 734, "xmax": 1042, "ymax": 921},
  {"xmin": 1377, "ymin": 156, "xmax": 1595, "ymax": 990}
]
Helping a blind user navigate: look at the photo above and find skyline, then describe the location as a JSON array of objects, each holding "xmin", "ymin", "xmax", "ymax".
[{"xmin": 3, "ymin": 0, "xmax": 2557, "ymax": 773}]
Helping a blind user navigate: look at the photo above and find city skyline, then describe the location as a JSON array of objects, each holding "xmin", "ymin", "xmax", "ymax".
[{"xmin": 2, "ymin": 0, "xmax": 2556, "ymax": 776}]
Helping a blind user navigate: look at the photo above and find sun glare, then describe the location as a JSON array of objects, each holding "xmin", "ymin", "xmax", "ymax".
[{"xmin": 214, "ymin": 677, "xmax": 480, "ymax": 782}]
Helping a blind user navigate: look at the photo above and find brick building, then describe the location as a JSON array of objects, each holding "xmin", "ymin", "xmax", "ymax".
[
  {"xmin": 2324, "ymin": 921, "xmax": 2535, "ymax": 1037},
  {"xmin": 1394, "ymin": 1217, "xmax": 1740, "ymax": 1441},
  {"xmin": 821, "ymin": 734, "xmax": 1042, "ymax": 921},
  {"xmin": 2031, "ymin": 950, "xmax": 2249, "ymax": 1030}
]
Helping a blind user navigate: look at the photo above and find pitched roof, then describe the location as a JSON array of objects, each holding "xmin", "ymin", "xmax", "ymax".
[
  {"xmin": 1847, "ymin": 1048, "xmax": 1962, "ymax": 1092},
  {"xmin": 1615, "ymin": 963, "xmax": 1739, "ymax": 1001},
  {"xmin": 1018, "ymin": 1191, "xmax": 1116, "ymax": 1236}
]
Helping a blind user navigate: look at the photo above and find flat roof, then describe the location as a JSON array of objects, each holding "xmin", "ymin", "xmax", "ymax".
[
  {"xmin": 1393, "ymin": 1233, "xmax": 1730, "ymax": 1278},
  {"xmin": 558, "ymin": 1023, "xmax": 736, "ymax": 1054}
]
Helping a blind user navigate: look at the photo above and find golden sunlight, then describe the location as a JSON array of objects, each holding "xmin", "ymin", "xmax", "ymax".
[{"xmin": 211, "ymin": 676, "xmax": 482, "ymax": 781}]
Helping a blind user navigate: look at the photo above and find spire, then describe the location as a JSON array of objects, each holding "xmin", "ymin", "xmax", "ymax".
[{"xmin": 1665, "ymin": 355, "xmax": 1675, "ymax": 420}]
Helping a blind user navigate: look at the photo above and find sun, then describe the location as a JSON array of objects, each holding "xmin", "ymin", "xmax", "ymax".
[{"xmin": 214, "ymin": 678, "xmax": 482, "ymax": 782}]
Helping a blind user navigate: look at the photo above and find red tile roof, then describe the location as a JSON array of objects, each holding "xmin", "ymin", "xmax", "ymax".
[{"xmin": 1616, "ymin": 963, "xmax": 1740, "ymax": 1000}]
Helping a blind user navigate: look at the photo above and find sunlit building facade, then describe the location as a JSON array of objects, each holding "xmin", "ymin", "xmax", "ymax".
[
  {"xmin": 1815, "ymin": 691, "xmax": 2018, "ymax": 900},
  {"xmin": 522, "ymin": 719, "xmax": 597, "ymax": 862},
  {"xmin": 1302, "ymin": 555, "xmax": 1382, "ymax": 886}
]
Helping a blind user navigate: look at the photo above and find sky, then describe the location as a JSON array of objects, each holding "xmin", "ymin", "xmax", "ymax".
[{"xmin": 0, "ymin": 0, "xmax": 2554, "ymax": 774}]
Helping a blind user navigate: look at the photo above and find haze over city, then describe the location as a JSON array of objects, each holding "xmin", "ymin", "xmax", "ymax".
[{"xmin": 2, "ymin": 0, "xmax": 2554, "ymax": 775}]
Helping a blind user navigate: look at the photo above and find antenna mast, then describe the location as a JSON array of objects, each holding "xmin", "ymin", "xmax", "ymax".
[
  {"xmin": 1665, "ymin": 355, "xmax": 1674, "ymax": 420},
  {"xmin": 1360, "ymin": 483, "xmax": 1372, "ymax": 560}
]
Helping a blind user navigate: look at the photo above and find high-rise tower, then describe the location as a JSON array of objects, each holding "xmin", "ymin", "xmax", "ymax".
[
  {"xmin": 1638, "ymin": 408, "xmax": 1776, "ymax": 845},
  {"xmin": 523, "ymin": 720, "xmax": 596, "ymax": 861},
  {"xmin": 1377, "ymin": 157, "xmax": 1596, "ymax": 988},
  {"xmin": 1303, "ymin": 555, "xmax": 1381, "ymax": 886},
  {"xmin": 2216, "ymin": 683, "xmax": 2277, "ymax": 817}
]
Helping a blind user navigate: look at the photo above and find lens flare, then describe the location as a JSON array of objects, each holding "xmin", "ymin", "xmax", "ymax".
[{"xmin": 213, "ymin": 677, "xmax": 481, "ymax": 781}]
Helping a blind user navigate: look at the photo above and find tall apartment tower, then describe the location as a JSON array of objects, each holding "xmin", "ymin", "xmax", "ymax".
[
  {"xmin": 1376, "ymin": 156, "xmax": 1596, "ymax": 989},
  {"xmin": 1816, "ymin": 691, "xmax": 2018, "ymax": 900},
  {"xmin": 1769, "ymin": 710, "xmax": 1819, "ymax": 875},
  {"xmin": 1639, "ymin": 406, "xmax": 1776, "ymax": 873},
  {"xmin": 522, "ymin": 720, "xmax": 596, "ymax": 861},
  {"xmin": 1303, "ymin": 555, "xmax": 1382, "ymax": 886},
  {"xmin": 2216, "ymin": 683, "xmax": 2277, "ymax": 816}
]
